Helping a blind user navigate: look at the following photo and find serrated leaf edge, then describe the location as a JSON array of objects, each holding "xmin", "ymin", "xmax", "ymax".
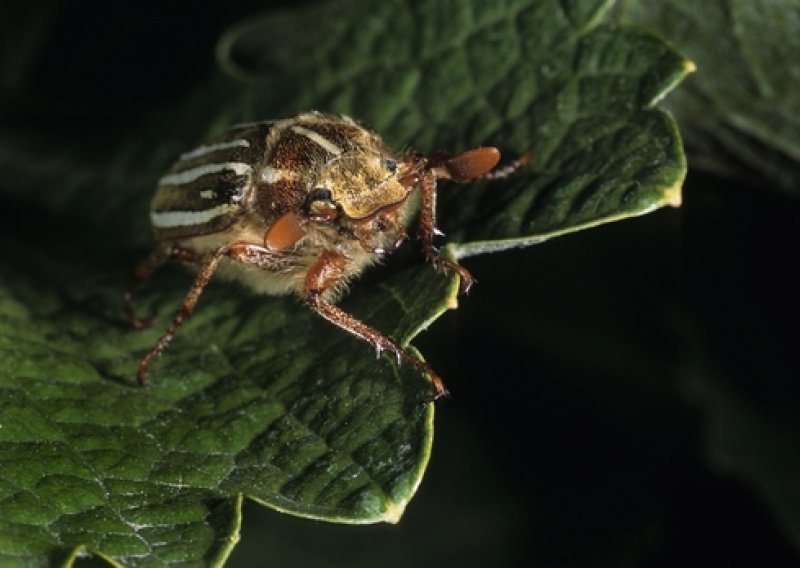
[
  {"xmin": 450, "ymin": 178, "xmax": 683, "ymax": 259},
  {"xmin": 246, "ymin": 402, "xmax": 434, "ymax": 525}
]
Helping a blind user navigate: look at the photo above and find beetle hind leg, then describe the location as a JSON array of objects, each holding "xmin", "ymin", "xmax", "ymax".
[
  {"xmin": 124, "ymin": 244, "xmax": 171, "ymax": 329},
  {"xmin": 124, "ymin": 244, "xmax": 203, "ymax": 329},
  {"xmin": 136, "ymin": 242, "xmax": 286, "ymax": 386}
]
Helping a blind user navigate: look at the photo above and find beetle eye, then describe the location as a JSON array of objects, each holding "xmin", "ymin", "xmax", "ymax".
[
  {"xmin": 305, "ymin": 187, "xmax": 338, "ymax": 221},
  {"xmin": 307, "ymin": 187, "xmax": 332, "ymax": 202},
  {"xmin": 384, "ymin": 158, "xmax": 398, "ymax": 173}
]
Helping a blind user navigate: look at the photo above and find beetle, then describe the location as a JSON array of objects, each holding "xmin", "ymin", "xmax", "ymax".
[{"xmin": 124, "ymin": 111, "xmax": 530, "ymax": 400}]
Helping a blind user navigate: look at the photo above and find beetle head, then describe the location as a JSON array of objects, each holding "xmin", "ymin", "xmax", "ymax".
[{"xmin": 307, "ymin": 151, "xmax": 409, "ymax": 221}]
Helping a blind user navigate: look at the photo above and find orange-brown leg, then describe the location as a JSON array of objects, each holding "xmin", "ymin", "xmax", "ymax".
[
  {"xmin": 124, "ymin": 244, "xmax": 203, "ymax": 329},
  {"xmin": 136, "ymin": 241, "xmax": 283, "ymax": 385},
  {"xmin": 304, "ymin": 250, "xmax": 448, "ymax": 401},
  {"xmin": 417, "ymin": 170, "xmax": 475, "ymax": 294}
]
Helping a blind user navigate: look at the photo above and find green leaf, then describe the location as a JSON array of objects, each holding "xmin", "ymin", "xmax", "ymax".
[
  {"xmin": 618, "ymin": 0, "xmax": 800, "ymax": 195},
  {"xmin": 223, "ymin": 0, "xmax": 690, "ymax": 255},
  {"xmin": 0, "ymin": 0, "xmax": 689, "ymax": 565},
  {"xmin": 0, "ymin": 225, "xmax": 451, "ymax": 563}
]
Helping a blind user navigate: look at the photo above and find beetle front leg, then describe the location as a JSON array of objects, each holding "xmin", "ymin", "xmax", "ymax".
[
  {"xmin": 418, "ymin": 170, "xmax": 475, "ymax": 294},
  {"xmin": 475, "ymin": 151, "xmax": 533, "ymax": 181},
  {"xmin": 304, "ymin": 250, "xmax": 449, "ymax": 401}
]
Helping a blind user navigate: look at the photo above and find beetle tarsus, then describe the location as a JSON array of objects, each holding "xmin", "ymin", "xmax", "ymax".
[
  {"xmin": 428, "ymin": 254, "xmax": 475, "ymax": 295},
  {"xmin": 137, "ymin": 360, "xmax": 150, "ymax": 386},
  {"xmin": 124, "ymin": 290, "xmax": 155, "ymax": 330},
  {"xmin": 426, "ymin": 372, "xmax": 450, "ymax": 403}
]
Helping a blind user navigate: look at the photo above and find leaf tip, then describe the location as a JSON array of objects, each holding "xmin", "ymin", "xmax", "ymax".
[
  {"xmin": 663, "ymin": 181, "xmax": 683, "ymax": 208},
  {"xmin": 380, "ymin": 499, "xmax": 408, "ymax": 524}
]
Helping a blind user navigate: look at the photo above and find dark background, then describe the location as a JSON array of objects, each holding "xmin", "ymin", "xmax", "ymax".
[{"xmin": 3, "ymin": 2, "xmax": 798, "ymax": 566}]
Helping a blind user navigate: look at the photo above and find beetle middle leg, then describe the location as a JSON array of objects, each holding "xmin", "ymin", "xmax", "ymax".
[
  {"xmin": 136, "ymin": 241, "xmax": 283, "ymax": 385},
  {"xmin": 304, "ymin": 250, "xmax": 449, "ymax": 401}
]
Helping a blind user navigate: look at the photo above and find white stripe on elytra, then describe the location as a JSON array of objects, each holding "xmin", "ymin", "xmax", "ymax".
[
  {"xmin": 291, "ymin": 125, "xmax": 342, "ymax": 155},
  {"xmin": 179, "ymin": 138, "xmax": 250, "ymax": 160},
  {"xmin": 199, "ymin": 190, "xmax": 216, "ymax": 199},
  {"xmin": 159, "ymin": 162, "xmax": 252, "ymax": 186},
  {"xmin": 150, "ymin": 204, "xmax": 235, "ymax": 229}
]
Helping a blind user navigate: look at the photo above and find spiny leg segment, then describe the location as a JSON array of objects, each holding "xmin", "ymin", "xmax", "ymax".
[{"xmin": 305, "ymin": 250, "xmax": 449, "ymax": 400}]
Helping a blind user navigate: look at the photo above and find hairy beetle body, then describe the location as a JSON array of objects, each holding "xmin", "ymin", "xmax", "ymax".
[{"xmin": 126, "ymin": 111, "xmax": 530, "ymax": 400}]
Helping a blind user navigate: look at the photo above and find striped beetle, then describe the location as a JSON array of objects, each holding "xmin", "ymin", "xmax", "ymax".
[{"xmin": 125, "ymin": 112, "xmax": 530, "ymax": 400}]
